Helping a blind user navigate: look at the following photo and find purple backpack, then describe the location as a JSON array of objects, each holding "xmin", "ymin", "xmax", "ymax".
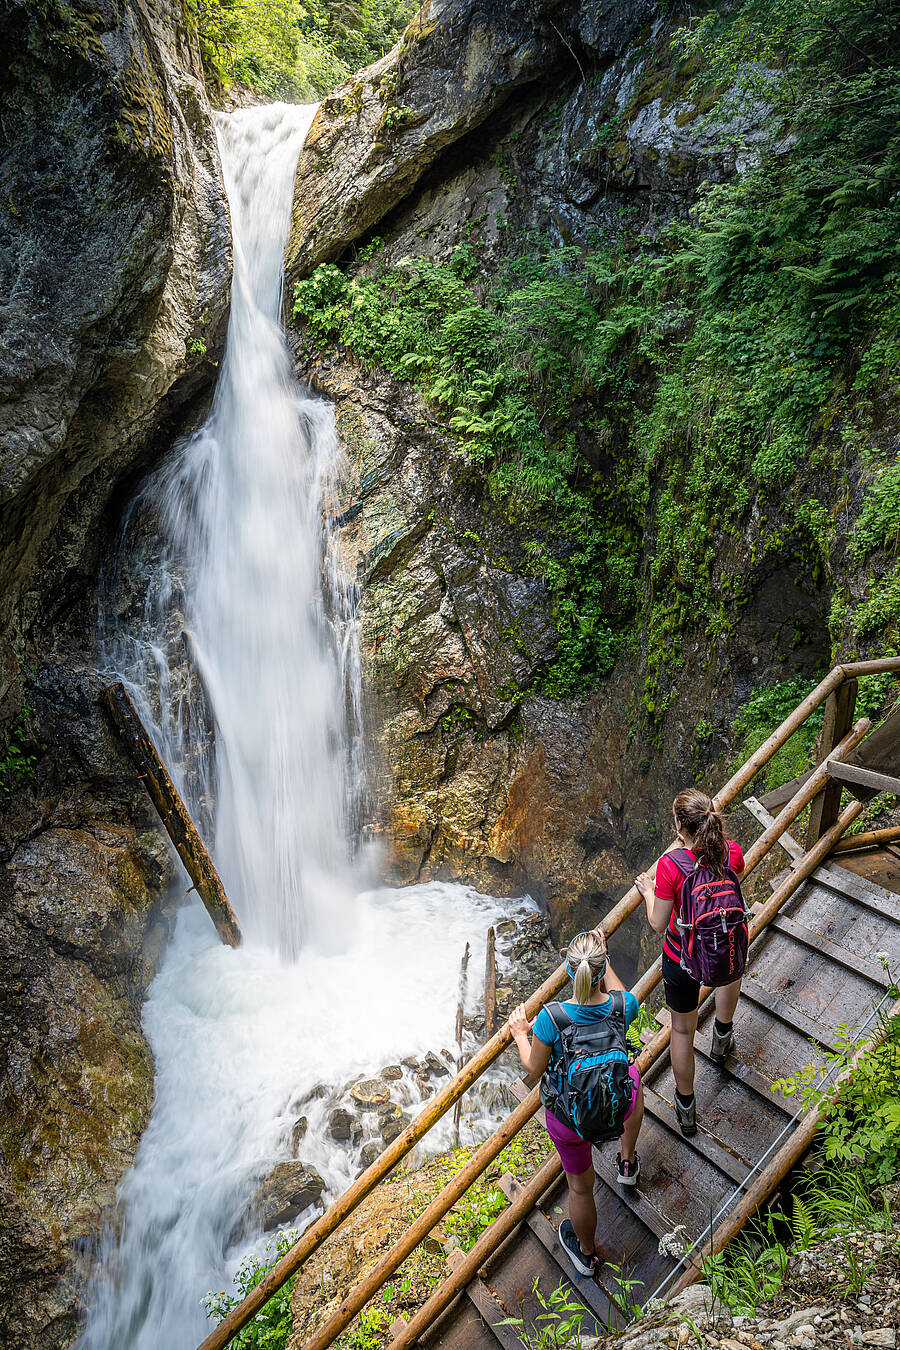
[{"xmin": 670, "ymin": 849, "xmax": 750, "ymax": 986}]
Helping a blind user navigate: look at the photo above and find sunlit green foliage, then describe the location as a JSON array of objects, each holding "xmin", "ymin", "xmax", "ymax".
[
  {"xmin": 189, "ymin": 0, "xmax": 415, "ymax": 100},
  {"xmin": 202, "ymin": 1231, "xmax": 297, "ymax": 1347},
  {"xmin": 729, "ymin": 670, "xmax": 900, "ymax": 792},
  {"xmin": 294, "ymin": 0, "xmax": 900, "ymax": 705},
  {"xmin": 295, "ymin": 243, "xmax": 640, "ymax": 693}
]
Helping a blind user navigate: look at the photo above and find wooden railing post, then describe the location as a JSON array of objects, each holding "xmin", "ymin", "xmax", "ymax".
[{"xmin": 806, "ymin": 677, "xmax": 858, "ymax": 847}]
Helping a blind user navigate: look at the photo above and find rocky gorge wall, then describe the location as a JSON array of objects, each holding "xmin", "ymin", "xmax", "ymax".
[
  {"xmin": 0, "ymin": 1, "xmax": 231, "ymax": 1344},
  {"xmin": 285, "ymin": 0, "xmax": 841, "ymax": 957}
]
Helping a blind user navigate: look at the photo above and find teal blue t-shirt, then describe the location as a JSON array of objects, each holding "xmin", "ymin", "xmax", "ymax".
[{"xmin": 533, "ymin": 991, "xmax": 639, "ymax": 1057}]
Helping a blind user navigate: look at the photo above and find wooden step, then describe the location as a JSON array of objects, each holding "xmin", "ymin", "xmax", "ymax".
[
  {"xmin": 766, "ymin": 912, "xmax": 891, "ymax": 988},
  {"xmin": 740, "ymin": 977, "xmax": 843, "ymax": 1052}
]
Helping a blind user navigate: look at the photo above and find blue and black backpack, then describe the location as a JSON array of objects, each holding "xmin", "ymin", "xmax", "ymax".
[{"xmin": 539, "ymin": 991, "xmax": 633, "ymax": 1143}]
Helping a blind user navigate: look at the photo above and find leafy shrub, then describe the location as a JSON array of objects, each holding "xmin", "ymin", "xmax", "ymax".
[
  {"xmin": 707, "ymin": 989, "xmax": 900, "ymax": 1316},
  {"xmin": 0, "ymin": 705, "xmax": 41, "ymax": 792},
  {"xmin": 851, "ymin": 461, "xmax": 900, "ymax": 560},
  {"xmin": 775, "ymin": 980, "xmax": 900, "ymax": 1184},
  {"xmin": 188, "ymin": 0, "xmax": 415, "ymax": 99},
  {"xmin": 730, "ymin": 676, "xmax": 823, "ymax": 789},
  {"xmin": 203, "ymin": 1231, "xmax": 297, "ymax": 1349}
]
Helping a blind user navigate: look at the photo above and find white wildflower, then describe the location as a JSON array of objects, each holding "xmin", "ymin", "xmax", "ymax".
[
  {"xmin": 658, "ymin": 1224, "xmax": 687, "ymax": 1257},
  {"xmin": 874, "ymin": 951, "xmax": 891, "ymax": 967}
]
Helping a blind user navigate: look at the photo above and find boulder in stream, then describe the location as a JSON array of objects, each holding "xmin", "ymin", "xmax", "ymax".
[
  {"xmin": 329, "ymin": 1107, "xmax": 362, "ymax": 1143},
  {"xmin": 235, "ymin": 1162, "xmax": 325, "ymax": 1237},
  {"xmin": 360, "ymin": 1140, "xmax": 384, "ymax": 1168},
  {"xmin": 350, "ymin": 1078, "xmax": 391, "ymax": 1109},
  {"xmin": 424, "ymin": 1051, "xmax": 450, "ymax": 1078}
]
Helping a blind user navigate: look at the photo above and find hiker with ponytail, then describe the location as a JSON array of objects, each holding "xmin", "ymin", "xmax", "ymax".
[
  {"xmin": 509, "ymin": 930, "xmax": 644, "ymax": 1277},
  {"xmin": 635, "ymin": 788, "xmax": 748, "ymax": 1139}
]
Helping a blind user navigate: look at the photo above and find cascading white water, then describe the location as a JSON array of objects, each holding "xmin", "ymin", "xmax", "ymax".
[
  {"xmin": 160, "ymin": 103, "xmax": 356, "ymax": 958},
  {"xmin": 80, "ymin": 104, "xmax": 535, "ymax": 1349}
]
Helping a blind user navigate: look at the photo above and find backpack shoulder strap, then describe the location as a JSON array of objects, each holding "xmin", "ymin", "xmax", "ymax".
[
  {"xmin": 543, "ymin": 1001, "xmax": 573, "ymax": 1034},
  {"xmin": 668, "ymin": 848, "xmax": 695, "ymax": 877},
  {"xmin": 606, "ymin": 988, "xmax": 626, "ymax": 1018}
]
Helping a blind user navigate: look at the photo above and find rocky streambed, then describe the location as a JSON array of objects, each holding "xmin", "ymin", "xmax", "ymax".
[{"xmin": 240, "ymin": 908, "xmax": 562, "ymax": 1244}]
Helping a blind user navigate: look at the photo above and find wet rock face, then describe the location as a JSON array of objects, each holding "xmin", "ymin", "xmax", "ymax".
[
  {"xmin": 294, "ymin": 1, "xmax": 827, "ymax": 948},
  {"xmin": 0, "ymin": 663, "xmax": 177, "ymax": 1350},
  {"xmin": 0, "ymin": 3, "xmax": 230, "ymax": 1344},
  {"xmin": 0, "ymin": 0, "xmax": 230, "ymax": 718},
  {"xmin": 234, "ymin": 1162, "xmax": 326, "ymax": 1238},
  {"xmin": 318, "ymin": 341, "xmax": 814, "ymax": 953},
  {"xmin": 286, "ymin": 0, "xmax": 656, "ymax": 278}
]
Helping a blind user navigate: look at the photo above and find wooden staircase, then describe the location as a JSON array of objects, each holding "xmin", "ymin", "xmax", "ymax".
[{"xmin": 197, "ymin": 658, "xmax": 900, "ymax": 1350}]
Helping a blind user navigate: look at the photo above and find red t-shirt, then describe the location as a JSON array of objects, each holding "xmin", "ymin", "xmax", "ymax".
[{"xmin": 656, "ymin": 842, "xmax": 745, "ymax": 964}]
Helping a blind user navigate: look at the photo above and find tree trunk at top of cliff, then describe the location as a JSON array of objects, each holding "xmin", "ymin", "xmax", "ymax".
[
  {"xmin": 285, "ymin": 0, "xmax": 656, "ymax": 280},
  {"xmin": 102, "ymin": 682, "xmax": 242, "ymax": 948}
]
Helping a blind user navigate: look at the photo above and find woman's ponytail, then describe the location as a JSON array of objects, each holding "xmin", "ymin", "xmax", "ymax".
[
  {"xmin": 673, "ymin": 788, "xmax": 728, "ymax": 876},
  {"xmin": 565, "ymin": 930, "xmax": 608, "ymax": 1004},
  {"xmin": 573, "ymin": 957, "xmax": 594, "ymax": 1004}
]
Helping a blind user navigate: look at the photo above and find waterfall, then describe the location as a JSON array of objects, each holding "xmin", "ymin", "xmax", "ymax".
[
  {"xmin": 81, "ymin": 103, "xmax": 534, "ymax": 1350},
  {"xmin": 105, "ymin": 102, "xmax": 359, "ymax": 959}
]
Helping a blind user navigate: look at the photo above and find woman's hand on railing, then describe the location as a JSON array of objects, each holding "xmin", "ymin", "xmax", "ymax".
[
  {"xmin": 509, "ymin": 1003, "xmax": 532, "ymax": 1043},
  {"xmin": 510, "ymin": 1003, "xmax": 551, "ymax": 1076}
]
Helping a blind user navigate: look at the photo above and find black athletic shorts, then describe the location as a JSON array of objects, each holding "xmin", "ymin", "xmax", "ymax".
[{"xmin": 662, "ymin": 952, "xmax": 701, "ymax": 1014}]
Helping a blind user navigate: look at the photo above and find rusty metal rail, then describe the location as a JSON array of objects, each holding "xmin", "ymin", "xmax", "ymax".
[{"xmin": 197, "ymin": 657, "xmax": 900, "ymax": 1350}]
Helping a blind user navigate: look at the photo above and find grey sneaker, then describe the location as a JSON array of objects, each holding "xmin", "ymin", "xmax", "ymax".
[
  {"xmin": 617, "ymin": 1152, "xmax": 640, "ymax": 1187},
  {"xmin": 710, "ymin": 1023, "xmax": 735, "ymax": 1065},
  {"xmin": 675, "ymin": 1093, "xmax": 697, "ymax": 1137},
  {"xmin": 559, "ymin": 1219, "xmax": 597, "ymax": 1277}
]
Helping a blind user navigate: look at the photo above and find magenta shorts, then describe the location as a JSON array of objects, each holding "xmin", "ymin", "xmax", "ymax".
[{"xmin": 544, "ymin": 1065, "xmax": 641, "ymax": 1175}]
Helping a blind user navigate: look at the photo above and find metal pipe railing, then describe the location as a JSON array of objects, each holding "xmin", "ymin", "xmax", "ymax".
[{"xmin": 197, "ymin": 657, "xmax": 900, "ymax": 1350}]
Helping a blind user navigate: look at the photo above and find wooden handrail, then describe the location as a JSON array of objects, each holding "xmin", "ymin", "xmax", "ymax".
[
  {"xmin": 385, "ymin": 797, "xmax": 865, "ymax": 1350},
  {"xmin": 197, "ymin": 657, "xmax": 900, "ymax": 1350},
  {"xmin": 833, "ymin": 823, "xmax": 900, "ymax": 853},
  {"xmin": 297, "ymin": 730, "xmax": 868, "ymax": 1350}
]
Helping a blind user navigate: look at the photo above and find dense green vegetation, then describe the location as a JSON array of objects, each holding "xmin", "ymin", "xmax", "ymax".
[
  {"xmin": 293, "ymin": 0, "xmax": 900, "ymax": 709},
  {"xmin": 189, "ymin": 0, "xmax": 414, "ymax": 100},
  {"xmin": 706, "ymin": 977, "xmax": 900, "ymax": 1315},
  {"xmin": 203, "ymin": 1230, "xmax": 296, "ymax": 1347},
  {"xmin": 0, "ymin": 704, "xmax": 40, "ymax": 792}
]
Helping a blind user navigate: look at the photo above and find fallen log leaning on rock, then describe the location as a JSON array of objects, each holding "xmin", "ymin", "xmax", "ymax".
[{"xmin": 102, "ymin": 680, "xmax": 242, "ymax": 948}]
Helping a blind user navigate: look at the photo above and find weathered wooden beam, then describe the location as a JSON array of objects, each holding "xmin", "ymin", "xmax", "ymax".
[
  {"xmin": 453, "ymin": 942, "xmax": 470, "ymax": 1135},
  {"xmin": 386, "ymin": 1156, "xmax": 561, "ymax": 1350},
  {"xmin": 806, "ymin": 678, "xmax": 858, "ymax": 847},
  {"xmin": 102, "ymin": 682, "xmax": 242, "ymax": 948},
  {"xmin": 826, "ymin": 759, "xmax": 900, "ymax": 797},
  {"xmin": 759, "ymin": 768, "xmax": 815, "ymax": 813},
  {"xmin": 765, "ymin": 912, "xmax": 891, "ymax": 987},
  {"xmin": 497, "ymin": 1173, "xmax": 622, "ymax": 1323}
]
